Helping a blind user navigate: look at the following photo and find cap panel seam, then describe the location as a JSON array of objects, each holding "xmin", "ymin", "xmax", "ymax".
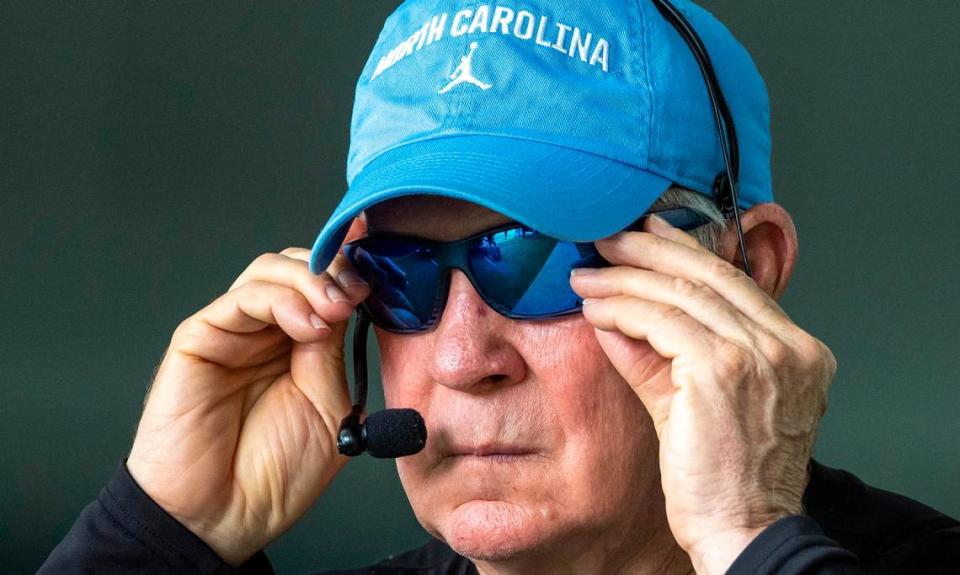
[
  {"xmin": 636, "ymin": 0, "xmax": 656, "ymax": 171},
  {"xmin": 456, "ymin": 4, "xmax": 485, "ymax": 124}
]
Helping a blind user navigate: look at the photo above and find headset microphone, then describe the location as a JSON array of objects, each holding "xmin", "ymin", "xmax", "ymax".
[
  {"xmin": 338, "ymin": 407, "xmax": 427, "ymax": 458},
  {"xmin": 337, "ymin": 307, "xmax": 428, "ymax": 458}
]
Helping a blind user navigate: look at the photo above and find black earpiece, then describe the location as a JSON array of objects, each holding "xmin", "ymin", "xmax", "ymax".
[{"xmin": 654, "ymin": 0, "xmax": 753, "ymax": 279}]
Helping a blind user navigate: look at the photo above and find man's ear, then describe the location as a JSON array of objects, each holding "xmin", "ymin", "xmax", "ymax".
[
  {"xmin": 717, "ymin": 202, "xmax": 798, "ymax": 300},
  {"xmin": 338, "ymin": 215, "xmax": 368, "ymax": 253}
]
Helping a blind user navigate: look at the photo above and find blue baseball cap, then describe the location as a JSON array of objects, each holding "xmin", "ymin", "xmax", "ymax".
[{"xmin": 309, "ymin": 0, "xmax": 771, "ymax": 274}]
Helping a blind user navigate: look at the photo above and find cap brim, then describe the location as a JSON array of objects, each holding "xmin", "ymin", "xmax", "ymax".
[{"xmin": 309, "ymin": 135, "xmax": 672, "ymax": 274}]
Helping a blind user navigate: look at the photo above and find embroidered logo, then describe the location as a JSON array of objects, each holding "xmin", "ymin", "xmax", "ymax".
[
  {"xmin": 371, "ymin": 7, "xmax": 611, "ymax": 83},
  {"xmin": 438, "ymin": 42, "xmax": 492, "ymax": 94}
]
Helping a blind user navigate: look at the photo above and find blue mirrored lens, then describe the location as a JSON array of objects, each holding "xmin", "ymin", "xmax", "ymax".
[
  {"xmin": 468, "ymin": 228, "xmax": 604, "ymax": 316},
  {"xmin": 344, "ymin": 209, "xmax": 710, "ymax": 332},
  {"xmin": 346, "ymin": 241, "xmax": 441, "ymax": 331}
]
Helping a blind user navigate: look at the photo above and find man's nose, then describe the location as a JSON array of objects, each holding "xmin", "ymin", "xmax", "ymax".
[{"xmin": 427, "ymin": 269, "xmax": 527, "ymax": 393}]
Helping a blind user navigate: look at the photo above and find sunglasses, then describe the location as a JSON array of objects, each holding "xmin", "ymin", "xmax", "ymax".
[{"xmin": 342, "ymin": 207, "xmax": 714, "ymax": 334}]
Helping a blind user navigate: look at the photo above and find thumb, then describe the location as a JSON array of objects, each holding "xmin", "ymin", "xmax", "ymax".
[{"xmin": 594, "ymin": 328, "xmax": 676, "ymax": 436}]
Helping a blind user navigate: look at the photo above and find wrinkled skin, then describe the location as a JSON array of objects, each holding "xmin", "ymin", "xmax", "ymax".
[{"xmin": 367, "ymin": 195, "xmax": 834, "ymax": 575}]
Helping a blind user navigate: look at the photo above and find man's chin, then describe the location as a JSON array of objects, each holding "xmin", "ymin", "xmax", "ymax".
[{"xmin": 441, "ymin": 499, "xmax": 557, "ymax": 561}]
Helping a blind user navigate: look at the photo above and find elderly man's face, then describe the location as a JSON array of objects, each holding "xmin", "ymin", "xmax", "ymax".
[{"xmin": 365, "ymin": 196, "xmax": 678, "ymax": 566}]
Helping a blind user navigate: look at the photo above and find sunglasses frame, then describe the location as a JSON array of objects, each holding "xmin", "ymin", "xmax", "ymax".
[{"xmin": 344, "ymin": 206, "xmax": 716, "ymax": 334}]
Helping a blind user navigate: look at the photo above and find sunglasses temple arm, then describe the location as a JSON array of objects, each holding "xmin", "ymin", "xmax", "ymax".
[{"xmin": 337, "ymin": 308, "xmax": 370, "ymax": 456}]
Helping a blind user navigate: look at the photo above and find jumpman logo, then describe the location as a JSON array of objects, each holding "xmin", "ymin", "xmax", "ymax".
[{"xmin": 438, "ymin": 42, "xmax": 492, "ymax": 94}]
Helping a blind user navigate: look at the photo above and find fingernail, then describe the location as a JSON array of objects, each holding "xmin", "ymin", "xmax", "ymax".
[
  {"xmin": 337, "ymin": 270, "xmax": 367, "ymax": 288},
  {"xmin": 649, "ymin": 213, "xmax": 672, "ymax": 229},
  {"xmin": 570, "ymin": 267, "xmax": 599, "ymax": 276},
  {"xmin": 581, "ymin": 298, "xmax": 598, "ymax": 306},
  {"xmin": 309, "ymin": 313, "xmax": 329, "ymax": 330},
  {"xmin": 326, "ymin": 284, "xmax": 349, "ymax": 303}
]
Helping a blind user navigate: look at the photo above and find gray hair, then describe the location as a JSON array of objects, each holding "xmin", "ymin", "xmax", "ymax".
[
  {"xmin": 359, "ymin": 186, "xmax": 729, "ymax": 254},
  {"xmin": 647, "ymin": 186, "xmax": 728, "ymax": 255}
]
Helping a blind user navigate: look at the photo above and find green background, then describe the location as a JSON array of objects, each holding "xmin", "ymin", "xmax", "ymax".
[{"xmin": 2, "ymin": 2, "xmax": 958, "ymax": 573}]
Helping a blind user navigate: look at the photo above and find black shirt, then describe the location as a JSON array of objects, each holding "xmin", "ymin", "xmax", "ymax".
[{"xmin": 39, "ymin": 459, "xmax": 960, "ymax": 574}]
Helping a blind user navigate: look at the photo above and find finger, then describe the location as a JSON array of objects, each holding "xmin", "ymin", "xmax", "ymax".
[
  {"xmin": 320, "ymin": 252, "xmax": 371, "ymax": 303},
  {"xmin": 276, "ymin": 247, "xmax": 368, "ymax": 298},
  {"xmin": 289, "ymin": 339, "xmax": 352, "ymax": 433},
  {"xmin": 276, "ymin": 246, "xmax": 312, "ymax": 262},
  {"xmin": 571, "ymin": 266, "xmax": 758, "ymax": 349},
  {"xmin": 228, "ymin": 252, "xmax": 366, "ymax": 326},
  {"xmin": 580, "ymin": 295, "xmax": 722, "ymax": 367},
  {"xmin": 175, "ymin": 281, "xmax": 332, "ymax": 366},
  {"xmin": 174, "ymin": 322, "xmax": 293, "ymax": 371},
  {"xmin": 594, "ymin": 229, "xmax": 789, "ymax": 329},
  {"xmin": 279, "ymin": 247, "xmax": 371, "ymax": 305},
  {"xmin": 591, "ymin": 328, "xmax": 675, "ymax": 433},
  {"xmin": 645, "ymin": 213, "xmax": 709, "ymax": 251},
  {"xmin": 272, "ymin": 251, "xmax": 353, "ymax": 433}
]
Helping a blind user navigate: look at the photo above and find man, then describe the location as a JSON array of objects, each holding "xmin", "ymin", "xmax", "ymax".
[{"xmin": 42, "ymin": 1, "xmax": 958, "ymax": 573}]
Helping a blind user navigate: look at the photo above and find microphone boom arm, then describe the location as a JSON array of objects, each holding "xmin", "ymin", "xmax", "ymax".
[{"xmin": 337, "ymin": 307, "xmax": 428, "ymax": 458}]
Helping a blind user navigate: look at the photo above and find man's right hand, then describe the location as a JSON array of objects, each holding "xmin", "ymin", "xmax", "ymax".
[{"xmin": 127, "ymin": 247, "xmax": 370, "ymax": 565}]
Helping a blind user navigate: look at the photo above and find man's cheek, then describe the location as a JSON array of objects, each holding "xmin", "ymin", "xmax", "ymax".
[
  {"xmin": 527, "ymin": 318, "xmax": 612, "ymax": 391},
  {"xmin": 521, "ymin": 315, "xmax": 597, "ymax": 360},
  {"xmin": 378, "ymin": 335, "xmax": 429, "ymax": 407}
]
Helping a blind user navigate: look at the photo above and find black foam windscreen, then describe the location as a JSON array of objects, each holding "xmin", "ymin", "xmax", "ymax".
[{"xmin": 363, "ymin": 408, "xmax": 427, "ymax": 458}]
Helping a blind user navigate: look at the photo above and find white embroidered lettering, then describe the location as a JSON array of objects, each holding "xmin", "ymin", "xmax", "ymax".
[
  {"xmin": 568, "ymin": 27, "xmax": 591, "ymax": 62},
  {"xmin": 468, "ymin": 5, "xmax": 490, "ymax": 34},
  {"xmin": 371, "ymin": 6, "xmax": 612, "ymax": 81},
  {"xmin": 400, "ymin": 34, "xmax": 416, "ymax": 58},
  {"xmin": 427, "ymin": 13, "xmax": 446, "ymax": 45},
  {"xmin": 535, "ymin": 16, "xmax": 552, "ymax": 47},
  {"xmin": 514, "ymin": 10, "xmax": 535, "ymax": 39},
  {"xmin": 552, "ymin": 23, "xmax": 571, "ymax": 53},
  {"xmin": 415, "ymin": 21, "xmax": 430, "ymax": 50},
  {"xmin": 451, "ymin": 9, "xmax": 472, "ymax": 36},
  {"xmin": 491, "ymin": 6, "xmax": 514, "ymax": 34},
  {"xmin": 590, "ymin": 38, "xmax": 609, "ymax": 72}
]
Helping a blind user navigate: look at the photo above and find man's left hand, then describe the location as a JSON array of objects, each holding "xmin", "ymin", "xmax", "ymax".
[{"xmin": 569, "ymin": 213, "xmax": 837, "ymax": 575}]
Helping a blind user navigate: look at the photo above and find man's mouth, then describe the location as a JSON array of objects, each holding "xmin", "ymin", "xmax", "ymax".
[{"xmin": 445, "ymin": 442, "xmax": 540, "ymax": 462}]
